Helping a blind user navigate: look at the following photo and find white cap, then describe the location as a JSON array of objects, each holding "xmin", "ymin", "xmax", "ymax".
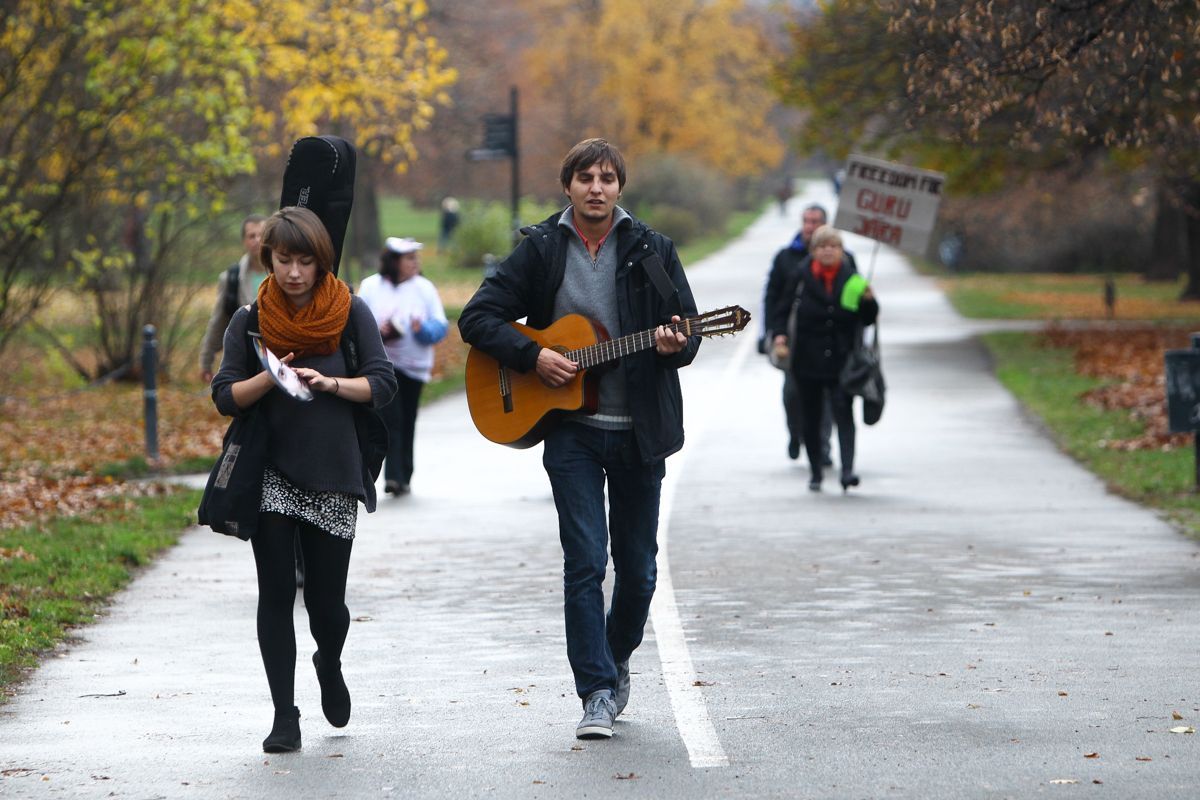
[{"xmin": 384, "ymin": 236, "xmax": 424, "ymax": 254}]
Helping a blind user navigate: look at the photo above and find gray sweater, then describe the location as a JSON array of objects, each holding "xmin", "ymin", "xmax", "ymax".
[
  {"xmin": 553, "ymin": 206, "xmax": 632, "ymax": 430},
  {"xmin": 211, "ymin": 296, "xmax": 398, "ymax": 511}
]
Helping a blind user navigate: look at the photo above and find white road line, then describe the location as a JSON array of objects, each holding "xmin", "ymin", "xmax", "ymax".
[{"xmin": 650, "ymin": 331, "xmax": 755, "ymax": 769}]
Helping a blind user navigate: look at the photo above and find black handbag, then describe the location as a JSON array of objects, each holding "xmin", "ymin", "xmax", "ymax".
[
  {"xmin": 197, "ymin": 308, "xmax": 269, "ymax": 540},
  {"xmin": 196, "ymin": 405, "xmax": 269, "ymax": 539},
  {"xmin": 839, "ymin": 323, "xmax": 885, "ymax": 425}
]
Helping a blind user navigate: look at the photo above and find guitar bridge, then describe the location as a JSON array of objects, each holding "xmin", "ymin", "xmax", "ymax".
[{"xmin": 498, "ymin": 364, "xmax": 513, "ymax": 413}]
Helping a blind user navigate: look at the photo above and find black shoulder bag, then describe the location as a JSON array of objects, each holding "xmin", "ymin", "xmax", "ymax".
[
  {"xmin": 839, "ymin": 322, "xmax": 885, "ymax": 425},
  {"xmin": 197, "ymin": 306, "xmax": 269, "ymax": 540},
  {"xmin": 338, "ymin": 328, "xmax": 388, "ymax": 485}
]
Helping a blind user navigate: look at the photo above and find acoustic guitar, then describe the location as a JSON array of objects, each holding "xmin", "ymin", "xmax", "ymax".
[{"xmin": 465, "ymin": 305, "xmax": 751, "ymax": 448}]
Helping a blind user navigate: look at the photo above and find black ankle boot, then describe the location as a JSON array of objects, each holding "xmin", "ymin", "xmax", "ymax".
[
  {"xmin": 313, "ymin": 652, "xmax": 351, "ymax": 728},
  {"xmin": 262, "ymin": 706, "xmax": 301, "ymax": 753},
  {"xmin": 840, "ymin": 473, "xmax": 860, "ymax": 493}
]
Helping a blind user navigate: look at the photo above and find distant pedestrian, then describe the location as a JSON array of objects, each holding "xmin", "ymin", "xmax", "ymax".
[
  {"xmin": 1104, "ymin": 276, "xmax": 1116, "ymax": 319},
  {"xmin": 775, "ymin": 179, "xmax": 792, "ymax": 216},
  {"xmin": 458, "ymin": 138, "xmax": 701, "ymax": 741},
  {"xmin": 198, "ymin": 214, "xmax": 267, "ymax": 384},
  {"xmin": 770, "ymin": 225, "xmax": 877, "ymax": 492},
  {"xmin": 210, "ymin": 207, "xmax": 397, "ymax": 753},
  {"xmin": 763, "ymin": 204, "xmax": 847, "ymax": 466},
  {"xmin": 358, "ymin": 237, "xmax": 448, "ymax": 496},
  {"xmin": 439, "ymin": 196, "xmax": 460, "ymax": 249}
]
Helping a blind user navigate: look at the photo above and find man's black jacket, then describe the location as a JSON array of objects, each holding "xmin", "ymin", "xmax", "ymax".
[{"xmin": 458, "ymin": 209, "xmax": 700, "ymax": 464}]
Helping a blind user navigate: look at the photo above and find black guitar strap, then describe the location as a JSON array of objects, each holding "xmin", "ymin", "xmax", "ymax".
[{"xmin": 642, "ymin": 253, "xmax": 683, "ymax": 317}]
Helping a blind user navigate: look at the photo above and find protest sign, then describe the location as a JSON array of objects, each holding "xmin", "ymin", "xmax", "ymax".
[{"xmin": 833, "ymin": 154, "xmax": 946, "ymax": 257}]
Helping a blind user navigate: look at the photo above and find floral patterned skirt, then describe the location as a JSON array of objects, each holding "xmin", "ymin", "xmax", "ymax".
[{"xmin": 260, "ymin": 466, "xmax": 358, "ymax": 540}]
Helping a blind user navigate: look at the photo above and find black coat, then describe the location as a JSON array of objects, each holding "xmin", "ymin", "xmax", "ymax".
[
  {"xmin": 770, "ymin": 257, "xmax": 878, "ymax": 382},
  {"xmin": 458, "ymin": 209, "xmax": 700, "ymax": 464}
]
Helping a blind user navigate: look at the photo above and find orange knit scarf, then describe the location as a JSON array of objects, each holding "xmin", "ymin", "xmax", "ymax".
[
  {"xmin": 812, "ymin": 259, "xmax": 841, "ymax": 295},
  {"xmin": 256, "ymin": 272, "xmax": 351, "ymax": 359}
]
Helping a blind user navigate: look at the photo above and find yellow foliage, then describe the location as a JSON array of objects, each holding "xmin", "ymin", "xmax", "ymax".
[
  {"xmin": 521, "ymin": 0, "xmax": 782, "ymax": 178},
  {"xmin": 242, "ymin": 0, "xmax": 457, "ymax": 169}
]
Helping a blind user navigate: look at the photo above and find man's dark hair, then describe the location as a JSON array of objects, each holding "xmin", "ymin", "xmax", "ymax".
[
  {"xmin": 802, "ymin": 204, "xmax": 827, "ymax": 222},
  {"xmin": 241, "ymin": 214, "xmax": 266, "ymax": 238},
  {"xmin": 559, "ymin": 138, "xmax": 627, "ymax": 190}
]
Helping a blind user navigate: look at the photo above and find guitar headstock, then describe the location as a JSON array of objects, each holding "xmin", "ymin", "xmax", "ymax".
[{"xmin": 687, "ymin": 306, "xmax": 751, "ymax": 339}]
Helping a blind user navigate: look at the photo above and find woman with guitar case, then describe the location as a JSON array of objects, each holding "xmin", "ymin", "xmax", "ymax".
[{"xmin": 203, "ymin": 137, "xmax": 397, "ymax": 754}]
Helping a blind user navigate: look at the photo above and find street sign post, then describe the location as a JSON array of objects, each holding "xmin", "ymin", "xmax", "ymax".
[{"xmin": 466, "ymin": 87, "xmax": 520, "ymax": 244}]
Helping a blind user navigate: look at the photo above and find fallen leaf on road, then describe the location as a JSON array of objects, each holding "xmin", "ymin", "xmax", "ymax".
[
  {"xmin": 570, "ymin": 745, "xmax": 583, "ymax": 751},
  {"xmin": 1049, "ymin": 779, "xmax": 1079, "ymax": 784},
  {"xmin": 693, "ymin": 680, "xmax": 715, "ymax": 686},
  {"xmin": 614, "ymin": 773, "xmax": 638, "ymax": 780},
  {"xmin": 327, "ymin": 754, "xmax": 343, "ymax": 759},
  {"xmin": 1169, "ymin": 726, "xmax": 1195, "ymax": 734},
  {"xmin": 1084, "ymin": 752, "xmax": 1099, "ymax": 759},
  {"xmin": 1172, "ymin": 711, "xmax": 1183, "ymax": 720},
  {"xmin": 1135, "ymin": 757, "xmax": 1152, "ymax": 762},
  {"xmin": 533, "ymin": 780, "xmax": 545, "ymax": 784},
  {"xmin": 1058, "ymin": 691, "xmax": 1068, "ymax": 697}
]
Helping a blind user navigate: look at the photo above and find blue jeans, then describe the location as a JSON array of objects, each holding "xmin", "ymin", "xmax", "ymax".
[{"xmin": 542, "ymin": 423, "xmax": 665, "ymax": 700}]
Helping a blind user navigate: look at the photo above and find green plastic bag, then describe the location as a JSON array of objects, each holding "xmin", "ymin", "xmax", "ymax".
[{"xmin": 840, "ymin": 273, "xmax": 869, "ymax": 311}]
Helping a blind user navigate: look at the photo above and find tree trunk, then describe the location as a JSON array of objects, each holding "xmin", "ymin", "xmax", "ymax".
[
  {"xmin": 347, "ymin": 156, "xmax": 382, "ymax": 288},
  {"xmin": 1147, "ymin": 181, "xmax": 1188, "ymax": 281},
  {"xmin": 1180, "ymin": 180, "xmax": 1200, "ymax": 301}
]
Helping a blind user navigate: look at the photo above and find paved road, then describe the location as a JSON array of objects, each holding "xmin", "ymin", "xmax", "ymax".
[{"xmin": 2, "ymin": 183, "xmax": 1198, "ymax": 799}]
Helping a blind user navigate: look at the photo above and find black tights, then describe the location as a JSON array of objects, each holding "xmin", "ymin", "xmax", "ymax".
[
  {"xmin": 796, "ymin": 378, "xmax": 856, "ymax": 478},
  {"xmin": 251, "ymin": 512, "xmax": 353, "ymax": 714}
]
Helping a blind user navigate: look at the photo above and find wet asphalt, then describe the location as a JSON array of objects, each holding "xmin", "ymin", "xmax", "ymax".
[{"xmin": 1, "ymin": 182, "xmax": 1198, "ymax": 799}]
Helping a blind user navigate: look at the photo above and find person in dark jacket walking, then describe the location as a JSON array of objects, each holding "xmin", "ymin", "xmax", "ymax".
[
  {"xmin": 769, "ymin": 225, "xmax": 877, "ymax": 492},
  {"xmin": 211, "ymin": 207, "xmax": 397, "ymax": 754},
  {"xmin": 762, "ymin": 204, "xmax": 844, "ymax": 464},
  {"xmin": 458, "ymin": 138, "xmax": 700, "ymax": 741}
]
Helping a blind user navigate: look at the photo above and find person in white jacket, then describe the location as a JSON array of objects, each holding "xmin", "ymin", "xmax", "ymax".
[{"xmin": 358, "ymin": 237, "xmax": 448, "ymax": 496}]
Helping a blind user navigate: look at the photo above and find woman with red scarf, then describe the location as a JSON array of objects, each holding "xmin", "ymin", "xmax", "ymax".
[
  {"xmin": 211, "ymin": 207, "xmax": 397, "ymax": 753},
  {"xmin": 769, "ymin": 225, "xmax": 878, "ymax": 492}
]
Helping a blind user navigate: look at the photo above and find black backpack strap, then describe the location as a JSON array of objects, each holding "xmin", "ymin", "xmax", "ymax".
[
  {"xmin": 339, "ymin": 317, "xmax": 360, "ymax": 374},
  {"xmin": 642, "ymin": 252, "xmax": 683, "ymax": 317},
  {"xmin": 223, "ymin": 263, "xmax": 241, "ymax": 317},
  {"xmin": 244, "ymin": 303, "xmax": 261, "ymax": 374}
]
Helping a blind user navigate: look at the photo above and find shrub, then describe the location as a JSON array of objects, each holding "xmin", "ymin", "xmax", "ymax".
[
  {"xmin": 446, "ymin": 201, "xmax": 513, "ymax": 269},
  {"xmin": 639, "ymin": 204, "xmax": 701, "ymax": 246},
  {"xmin": 622, "ymin": 155, "xmax": 735, "ymax": 235}
]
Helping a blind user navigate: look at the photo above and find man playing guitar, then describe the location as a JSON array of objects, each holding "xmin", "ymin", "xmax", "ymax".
[{"xmin": 458, "ymin": 138, "xmax": 700, "ymax": 740}]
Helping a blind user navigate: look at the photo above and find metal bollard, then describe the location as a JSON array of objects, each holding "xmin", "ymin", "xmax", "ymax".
[{"xmin": 142, "ymin": 324, "xmax": 159, "ymax": 462}]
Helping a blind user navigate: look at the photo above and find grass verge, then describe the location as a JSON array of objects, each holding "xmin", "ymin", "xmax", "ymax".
[
  {"xmin": 939, "ymin": 273, "xmax": 1200, "ymax": 321},
  {"xmin": 983, "ymin": 331, "xmax": 1200, "ymax": 538},
  {"xmin": 0, "ymin": 487, "xmax": 201, "ymax": 697}
]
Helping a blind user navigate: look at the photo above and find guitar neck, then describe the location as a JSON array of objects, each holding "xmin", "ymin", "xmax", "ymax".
[{"xmin": 567, "ymin": 318, "xmax": 694, "ymax": 369}]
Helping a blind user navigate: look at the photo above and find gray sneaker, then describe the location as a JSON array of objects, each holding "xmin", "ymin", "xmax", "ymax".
[
  {"xmin": 614, "ymin": 660, "xmax": 631, "ymax": 716},
  {"xmin": 576, "ymin": 689, "xmax": 616, "ymax": 739}
]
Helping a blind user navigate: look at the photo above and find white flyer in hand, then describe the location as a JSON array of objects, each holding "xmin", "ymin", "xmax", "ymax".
[{"xmin": 250, "ymin": 335, "xmax": 313, "ymax": 402}]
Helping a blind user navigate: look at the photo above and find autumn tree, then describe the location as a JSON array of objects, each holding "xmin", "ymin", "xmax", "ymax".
[
  {"xmin": 519, "ymin": 0, "xmax": 784, "ymax": 180},
  {"xmin": 244, "ymin": 0, "xmax": 457, "ymax": 277},
  {"xmin": 0, "ymin": 0, "xmax": 256, "ymax": 374},
  {"xmin": 885, "ymin": 0, "xmax": 1200, "ymax": 295}
]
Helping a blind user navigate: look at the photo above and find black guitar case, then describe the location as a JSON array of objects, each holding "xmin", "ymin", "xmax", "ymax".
[{"xmin": 279, "ymin": 135, "xmax": 356, "ymax": 277}]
